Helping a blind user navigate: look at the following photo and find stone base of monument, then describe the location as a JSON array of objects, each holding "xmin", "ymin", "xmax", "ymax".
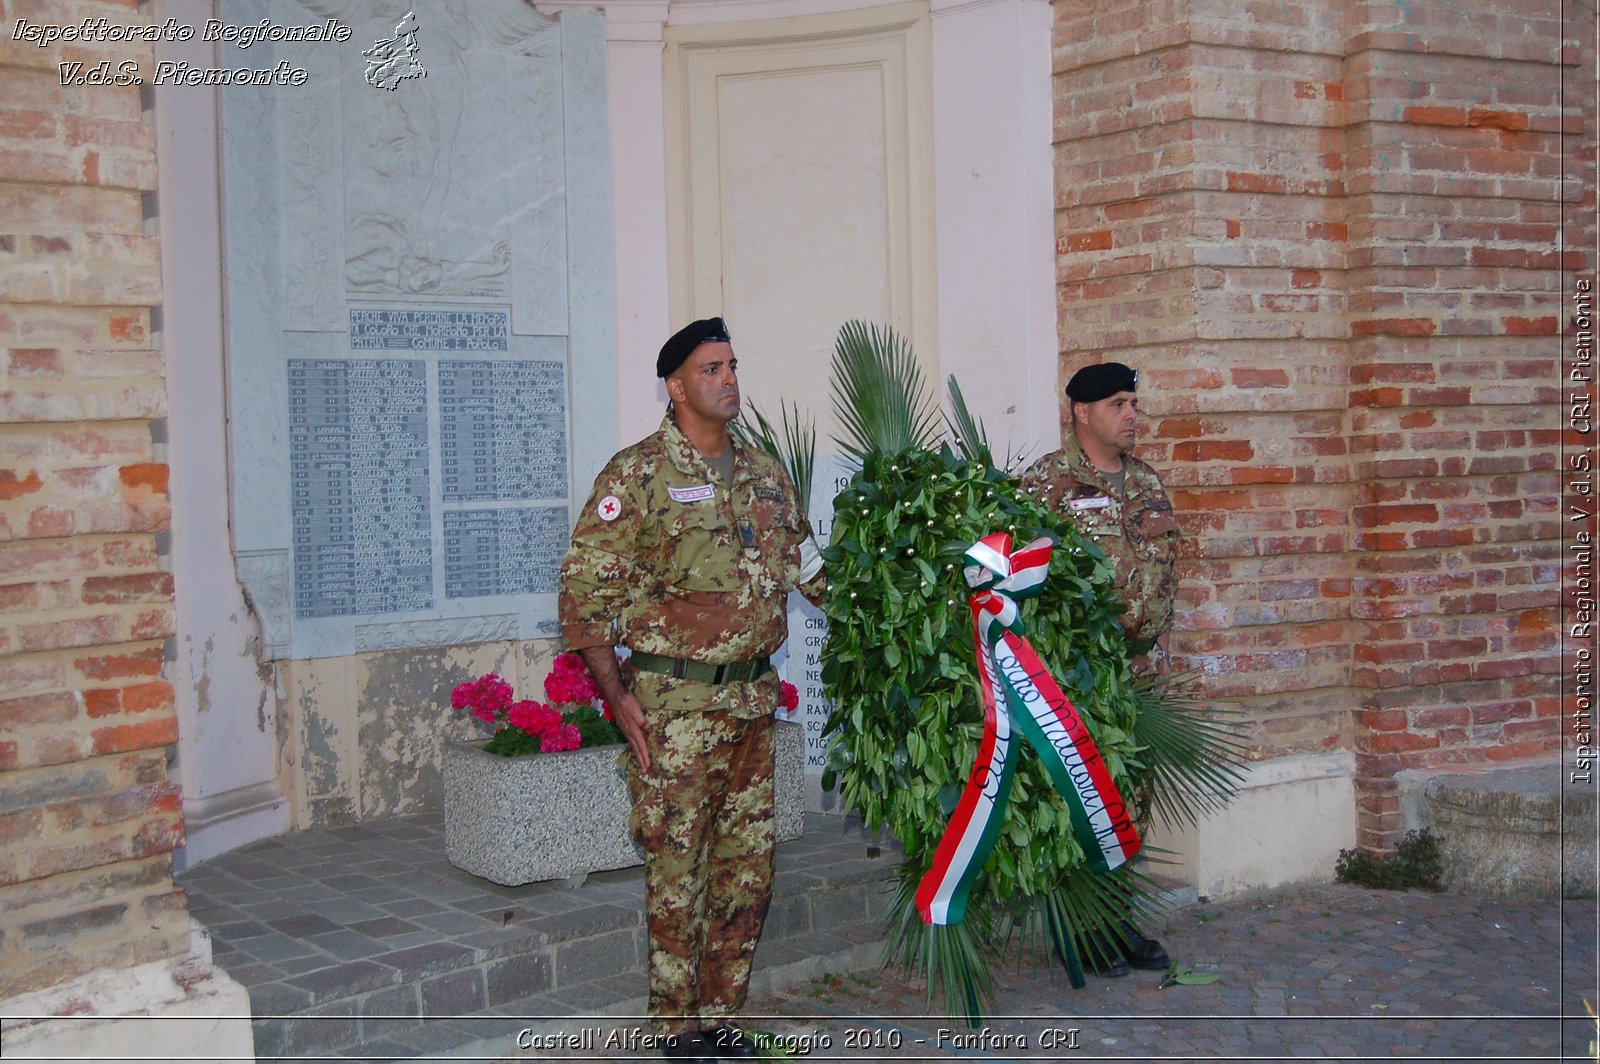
[
  {"xmin": 443, "ymin": 719, "xmax": 807, "ymax": 886},
  {"xmin": 1404, "ymin": 760, "xmax": 1597, "ymax": 899}
]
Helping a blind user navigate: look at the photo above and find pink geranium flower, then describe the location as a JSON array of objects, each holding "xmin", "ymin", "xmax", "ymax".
[
  {"xmin": 540, "ymin": 722, "xmax": 583, "ymax": 753},
  {"xmin": 451, "ymin": 674, "xmax": 514, "ymax": 724},
  {"xmin": 507, "ymin": 700, "xmax": 561, "ymax": 735},
  {"xmin": 544, "ymin": 651, "xmax": 601, "ymax": 705},
  {"xmin": 451, "ymin": 656, "xmax": 623, "ymax": 757}
]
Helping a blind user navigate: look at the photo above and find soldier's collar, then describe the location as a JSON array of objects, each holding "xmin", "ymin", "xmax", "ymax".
[
  {"xmin": 1067, "ymin": 432, "xmax": 1150, "ymax": 500},
  {"xmin": 660, "ymin": 415, "xmax": 747, "ymax": 482}
]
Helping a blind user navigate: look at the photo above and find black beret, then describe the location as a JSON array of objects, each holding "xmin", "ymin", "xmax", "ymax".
[
  {"xmin": 1065, "ymin": 362, "xmax": 1137, "ymax": 403},
  {"xmin": 657, "ymin": 317, "xmax": 731, "ymax": 378}
]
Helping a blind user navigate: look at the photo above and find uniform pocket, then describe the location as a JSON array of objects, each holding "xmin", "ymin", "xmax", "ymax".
[
  {"xmin": 1132, "ymin": 509, "xmax": 1181, "ymax": 562},
  {"xmin": 667, "ymin": 502, "xmax": 737, "ymax": 591}
]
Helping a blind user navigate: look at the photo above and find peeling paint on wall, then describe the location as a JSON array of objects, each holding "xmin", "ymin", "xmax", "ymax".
[
  {"xmin": 249, "ymin": 636, "xmax": 273, "ymax": 734},
  {"xmin": 193, "ymin": 635, "xmax": 214, "ymax": 715},
  {"xmin": 301, "ymin": 708, "xmax": 341, "ymax": 796},
  {"xmin": 277, "ymin": 639, "xmax": 558, "ymax": 827}
]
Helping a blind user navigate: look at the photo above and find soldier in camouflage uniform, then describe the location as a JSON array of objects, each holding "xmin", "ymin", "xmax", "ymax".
[
  {"xmin": 559, "ymin": 317, "xmax": 825, "ymax": 1062},
  {"xmin": 1019, "ymin": 362, "xmax": 1182, "ymax": 661},
  {"xmin": 1018, "ymin": 361, "xmax": 1180, "ymax": 978}
]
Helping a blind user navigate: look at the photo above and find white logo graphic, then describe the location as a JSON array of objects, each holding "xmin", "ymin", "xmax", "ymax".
[
  {"xmin": 364, "ymin": 11, "xmax": 425, "ymax": 91},
  {"xmin": 597, "ymin": 495, "xmax": 622, "ymax": 522}
]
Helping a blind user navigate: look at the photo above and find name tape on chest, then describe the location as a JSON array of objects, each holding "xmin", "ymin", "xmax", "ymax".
[
  {"xmin": 668, "ymin": 484, "xmax": 716, "ymax": 504},
  {"xmin": 1069, "ymin": 495, "xmax": 1112, "ymax": 511}
]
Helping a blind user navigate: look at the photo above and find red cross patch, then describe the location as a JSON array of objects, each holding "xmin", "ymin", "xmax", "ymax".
[{"xmin": 597, "ymin": 495, "xmax": 622, "ymax": 522}]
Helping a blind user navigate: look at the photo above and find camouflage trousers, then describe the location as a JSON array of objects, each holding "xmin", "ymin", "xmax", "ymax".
[{"xmin": 627, "ymin": 707, "xmax": 775, "ymax": 1036}]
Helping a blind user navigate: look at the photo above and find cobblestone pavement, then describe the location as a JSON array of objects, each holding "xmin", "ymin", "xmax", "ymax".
[
  {"xmin": 496, "ymin": 883, "xmax": 1595, "ymax": 1063},
  {"xmin": 746, "ymin": 883, "xmax": 1594, "ymax": 1063}
]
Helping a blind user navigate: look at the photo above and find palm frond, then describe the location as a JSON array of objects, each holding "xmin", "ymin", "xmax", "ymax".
[
  {"xmin": 830, "ymin": 320, "xmax": 941, "ymax": 461},
  {"xmin": 1130, "ymin": 672, "xmax": 1252, "ymax": 829},
  {"xmin": 734, "ymin": 399, "xmax": 817, "ymax": 523},
  {"xmin": 1036, "ymin": 887, "xmax": 1086, "ymax": 988},
  {"xmin": 1009, "ymin": 861, "xmax": 1167, "ymax": 981},
  {"xmin": 944, "ymin": 375, "xmax": 992, "ymax": 466},
  {"xmin": 882, "ymin": 869, "xmax": 993, "ymax": 1026},
  {"xmin": 945, "ymin": 374, "xmax": 1035, "ymax": 473}
]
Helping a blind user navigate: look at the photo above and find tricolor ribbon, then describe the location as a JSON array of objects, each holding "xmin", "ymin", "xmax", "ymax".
[{"xmin": 914, "ymin": 533, "xmax": 1142, "ymax": 925}]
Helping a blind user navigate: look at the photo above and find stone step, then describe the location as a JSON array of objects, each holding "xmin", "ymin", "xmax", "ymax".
[
  {"xmin": 231, "ymin": 816, "xmax": 898, "ymax": 1063},
  {"xmin": 184, "ymin": 811, "xmax": 1198, "ymax": 1064}
]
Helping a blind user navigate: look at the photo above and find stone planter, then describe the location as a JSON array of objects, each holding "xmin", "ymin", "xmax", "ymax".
[{"xmin": 443, "ymin": 719, "xmax": 807, "ymax": 886}]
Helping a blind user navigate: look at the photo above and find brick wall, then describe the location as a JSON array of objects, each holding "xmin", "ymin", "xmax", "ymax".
[
  {"xmin": 1052, "ymin": 0, "xmax": 1592, "ymax": 846},
  {"xmin": 0, "ymin": 1, "xmax": 190, "ymax": 996}
]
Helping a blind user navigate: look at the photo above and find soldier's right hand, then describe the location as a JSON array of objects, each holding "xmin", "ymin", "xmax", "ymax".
[{"xmin": 613, "ymin": 691, "xmax": 651, "ymax": 773}]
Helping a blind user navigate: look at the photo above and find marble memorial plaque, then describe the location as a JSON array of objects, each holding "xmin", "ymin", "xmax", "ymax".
[
  {"xmin": 221, "ymin": 1, "xmax": 616, "ymax": 658},
  {"xmin": 438, "ymin": 360, "xmax": 568, "ymax": 503},
  {"xmin": 443, "ymin": 507, "xmax": 568, "ymax": 600},
  {"xmin": 289, "ymin": 358, "xmax": 433, "ymax": 619}
]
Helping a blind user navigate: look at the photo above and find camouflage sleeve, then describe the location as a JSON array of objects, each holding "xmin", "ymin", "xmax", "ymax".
[
  {"xmin": 748, "ymin": 457, "xmax": 825, "ymax": 604},
  {"xmin": 1119, "ymin": 550, "xmax": 1176, "ymax": 645},
  {"xmin": 1119, "ymin": 487, "xmax": 1182, "ymax": 648},
  {"xmin": 558, "ymin": 455, "xmax": 640, "ymax": 652}
]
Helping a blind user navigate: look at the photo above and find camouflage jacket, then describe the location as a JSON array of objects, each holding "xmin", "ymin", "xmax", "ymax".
[
  {"xmin": 1019, "ymin": 432, "xmax": 1181, "ymax": 653},
  {"xmin": 559, "ymin": 415, "xmax": 822, "ymax": 717}
]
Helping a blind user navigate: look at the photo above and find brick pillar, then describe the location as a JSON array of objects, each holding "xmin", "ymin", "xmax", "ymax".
[
  {"xmin": 1051, "ymin": 0, "xmax": 1357, "ymax": 752},
  {"xmin": 0, "ymin": 4, "xmax": 190, "ymax": 996},
  {"xmin": 1342, "ymin": 3, "xmax": 1574, "ymax": 846},
  {"xmin": 1052, "ymin": 0, "xmax": 1585, "ymax": 852}
]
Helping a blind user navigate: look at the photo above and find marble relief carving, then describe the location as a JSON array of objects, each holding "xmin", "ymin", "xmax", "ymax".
[
  {"xmin": 290, "ymin": 0, "xmax": 560, "ymax": 301},
  {"xmin": 236, "ymin": 550, "xmax": 294, "ymax": 655},
  {"xmin": 281, "ymin": 39, "xmax": 343, "ymax": 329},
  {"xmin": 222, "ymin": 0, "xmax": 614, "ymax": 661}
]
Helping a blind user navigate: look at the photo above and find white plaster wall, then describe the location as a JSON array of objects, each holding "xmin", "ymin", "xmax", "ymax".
[
  {"xmin": 929, "ymin": 0, "xmax": 1061, "ymax": 464},
  {"xmin": 604, "ymin": 1, "xmax": 676, "ymax": 444},
  {"xmin": 667, "ymin": 0, "xmax": 906, "ymax": 22},
  {"xmin": 602, "ymin": 0, "xmax": 1059, "ymax": 459},
  {"xmin": 154, "ymin": 0, "xmax": 287, "ymax": 870},
  {"xmin": 1147, "ymin": 751, "xmax": 1358, "ymax": 897},
  {"xmin": 156, "ymin": 0, "xmax": 1063, "ymax": 851},
  {"xmin": 667, "ymin": 7, "xmax": 936, "ymax": 447}
]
